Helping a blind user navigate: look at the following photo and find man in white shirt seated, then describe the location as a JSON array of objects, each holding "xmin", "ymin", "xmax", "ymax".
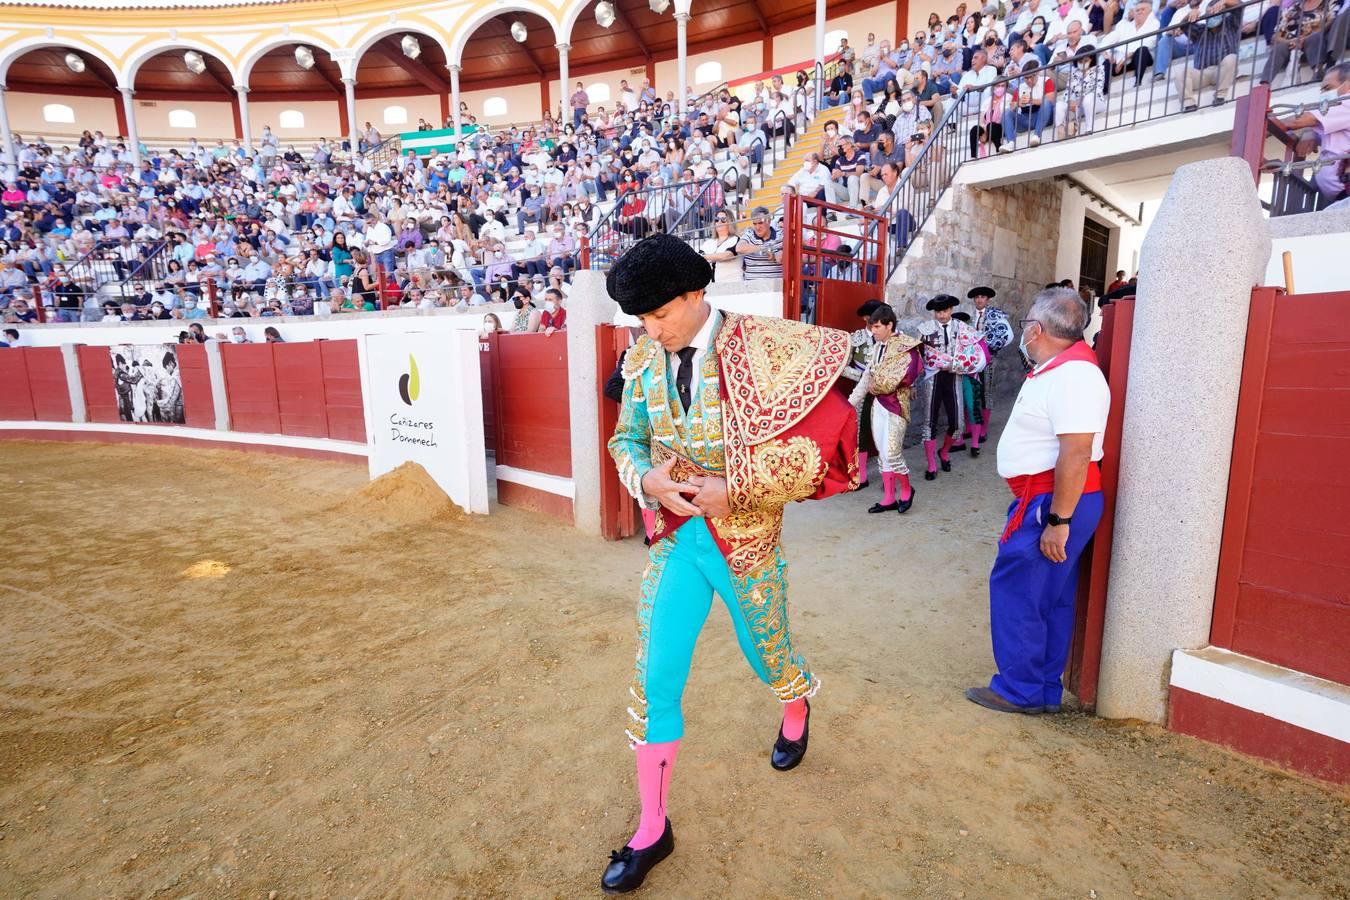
[
  {"xmin": 1107, "ymin": 0, "xmax": 1162, "ymax": 86},
  {"xmin": 966, "ymin": 286, "xmax": 1109, "ymax": 715},
  {"xmin": 785, "ymin": 154, "xmax": 847, "ymax": 204}
]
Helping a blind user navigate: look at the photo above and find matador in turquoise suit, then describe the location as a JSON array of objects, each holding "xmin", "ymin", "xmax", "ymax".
[{"xmin": 599, "ymin": 234, "xmax": 858, "ymax": 893}]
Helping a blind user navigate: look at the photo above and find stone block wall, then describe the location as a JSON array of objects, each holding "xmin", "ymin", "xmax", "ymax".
[{"xmin": 890, "ymin": 178, "xmax": 1065, "ymax": 327}]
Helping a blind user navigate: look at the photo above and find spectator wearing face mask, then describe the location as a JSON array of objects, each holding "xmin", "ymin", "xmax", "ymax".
[
  {"xmin": 540, "ymin": 288, "xmax": 567, "ymax": 336},
  {"xmin": 1057, "ymin": 45, "xmax": 1106, "ymax": 137},
  {"xmin": 1000, "ymin": 63, "xmax": 1057, "ymax": 151},
  {"xmin": 230, "ymin": 326, "xmax": 251, "ymax": 344}
]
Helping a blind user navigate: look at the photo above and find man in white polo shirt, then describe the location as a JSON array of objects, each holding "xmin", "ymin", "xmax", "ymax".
[{"xmin": 967, "ymin": 286, "xmax": 1109, "ymax": 715}]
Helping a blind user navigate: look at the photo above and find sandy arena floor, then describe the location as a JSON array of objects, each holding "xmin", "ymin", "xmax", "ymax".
[{"xmin": 0, "ymin": 440, "xmax": 1346, "ymax": 899}]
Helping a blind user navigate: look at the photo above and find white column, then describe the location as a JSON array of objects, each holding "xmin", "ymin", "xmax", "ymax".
[
  {"xmin": 449, "ymin": 65, "xmax": 462, "ymax": 134},
  {"xmin": 555, "ymin": 44, "xmax": 570, "ymax": 123},
  {"xmin": 1096, "ymin": 157, "xmax": 1271, "ymax": 722},
  {"xmin": 814, "ymin": 0, "xmax": 827, "ymax": 68},
  {"xmin": 0, "ymin": 85, "xmax": 16, "ymax": 172},
  {"xmin": 343, "ymin": 77, "xmax": 359, "ymax": 151},
  {"xmin": 675, "ymin": 12, "xmax": 690, "ymax": 117},
  {"xmin": 565, "ymin": 269, "xmax": 611, "ymax": 536},
  {"xmin": 235, "ymin": 85, "xmax": 252, "ymax": 154},
  {"xmin": 120, "ymin": 87, "xmax": 142, "ymax": 170}
]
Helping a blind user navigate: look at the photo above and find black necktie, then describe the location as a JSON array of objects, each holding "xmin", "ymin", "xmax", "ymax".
[{"xmin": 676, "ymin": 346, "xmax": 697, "ymax": 411}]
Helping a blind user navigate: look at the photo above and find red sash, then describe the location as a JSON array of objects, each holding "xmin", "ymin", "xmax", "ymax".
[{"xmin": 1001, "ymin": 462, "xmax": 1102, "ymax": 543}]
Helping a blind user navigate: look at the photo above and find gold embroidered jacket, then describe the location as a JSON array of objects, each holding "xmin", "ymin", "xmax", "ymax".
[{"xmin": 608, "ymin": 311, "xmax": 859, "ymax": 578}]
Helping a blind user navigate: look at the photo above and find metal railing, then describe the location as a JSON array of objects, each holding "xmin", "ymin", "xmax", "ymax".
[
  {"xmin": 584, "ymin": 176, "xmax": 731, "ymax": 270},
  {"xmin": 870, "ymin": 0, "xmax": 1332, "ymax": 280},
  {"xmin": 783, "ymin": 193, "xmax": 889, "ymax": 327},
  {"xmin": 1261, "ymin": 95, "xmax": 1348, "ymax": 215}
]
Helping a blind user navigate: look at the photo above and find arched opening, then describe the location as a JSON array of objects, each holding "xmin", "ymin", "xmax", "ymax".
[
  {"xmin": 352, "ymin": 29, "xmax": 450, "ymax": 133},
  {"xmin": 694, "ymin": 61, "xmax": 722, "ymax": 85},
  {"xmin": 132, "ymin": 46, "xmax": 238, "ymax": 140},
  {"xmin": 586, "ymin": 82, "xmax": 612, "ymax": 104},
  {"xmin": 457, "ymin": 11, "xmax": 558, "ymax": 121},
  {"xmin": 236, "ymin": 43, "xmax": 345, "ymax": 139},
  {"xmin": 1, "ymin": 46, "xmax": 122, "ymax": 138},
  {"xmin": 43, "ymin": 103, "xmax": 76, "ymax": 124}
]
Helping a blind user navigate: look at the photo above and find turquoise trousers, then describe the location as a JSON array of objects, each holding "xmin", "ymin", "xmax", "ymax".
[{"xmin": 626, "ymin": 517, "xmax": 816, "ymax": 746}]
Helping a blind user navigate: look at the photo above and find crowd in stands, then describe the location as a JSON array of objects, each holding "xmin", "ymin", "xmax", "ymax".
[{"xmin": 1, "ymin": 0, "xmax": 1345, "ymax": 333}]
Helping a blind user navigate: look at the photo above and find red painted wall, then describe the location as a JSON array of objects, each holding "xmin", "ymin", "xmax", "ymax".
[
  {"xmin": 319, "ymin": 340, "xmax": 366, "ymax": 443},
  {"xmin": 1170, "ymin": 686, "xmax": 1349, "ymax": 784},
  {"xmin": 176, "ymin": 344, "xmax": 216, "ymax": 429},
  {"xmin": 1, "ymin": 348, "xmax": 71, "ymax": 422},
  {"xmin": 77, "ymin": 344, "xmax": 120, "ymax": 424},
  {"xmin": 221, "ymin": 343, "xmax": 282, "ymax": 435},
  {"xmin": 1213, "ymin": 289, "xmax": 1350, "ymax": 685},
  {"xmin": 0, "ymin": 349, "xmax": 36, "ymax": 420},
  {"xmin": 273, "ymin": 342, "xmax": 330, "ymax": 438},
  {"xmin": 489, "ymin": 332, "xmax": 572, "ymax": 478}
]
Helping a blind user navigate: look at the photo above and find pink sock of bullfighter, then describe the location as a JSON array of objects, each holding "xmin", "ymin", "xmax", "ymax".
[
  {"xmin": 628, "ymin": 741, "xmax": 679, "ymax": 850},
  {"xmin": 782, "ymin": 698, "xmax": 808, "ymax": 741}
]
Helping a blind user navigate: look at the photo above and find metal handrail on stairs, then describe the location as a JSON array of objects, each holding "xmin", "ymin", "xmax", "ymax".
[{"xmin": 867, "ymin": 0, "xmax": 1327, "ymax": 283}]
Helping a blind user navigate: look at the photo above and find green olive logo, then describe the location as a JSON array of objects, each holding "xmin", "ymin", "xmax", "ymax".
[{"xmin": 398, "ymin": 354, "xmax": 420, "ymax": 406}]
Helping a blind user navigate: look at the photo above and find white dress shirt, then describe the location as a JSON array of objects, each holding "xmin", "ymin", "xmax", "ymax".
[{"xmin": 669, "ymin": 305, "xmax": 721, "ymax": 407}]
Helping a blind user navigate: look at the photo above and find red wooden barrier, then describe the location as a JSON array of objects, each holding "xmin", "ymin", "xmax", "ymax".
[
  {"xmin": 273, "ymin": 342, "xmax": 330, "ymax": 438},
  {"xmin": 596, "ymin": 324, "xmax": 639, "ymax": 541},
  {"xmin": 23, "ymin": 348, "xmax": 71, "ymax": 423},
  {"xmin": 1066, "ymin": 298, "xmax": 1135, "ymax": 709},
  {"xmin": 0, "ymin": 348, "xmax": 36, "ymax": 420},
  {"xmin": 319, "ymin": 340, "xmax": 366, "ymax": 443},
  {"xmin": 1212, "ymin": 288, "xmax": 1350, "ymax": 686},
  {"xmin": 176, "ymin": 343, "xmax": 216, "ymax": 429},
  {"xmin": 77, "ymin": 344, "xmax": 121, "ymax": 424},
  {"xmin": 221, "ymin": 343, "xmax": 282, "ymax": 435},
  {"xmin": 488, "ymin": 331, "xmax": 571, "ymax": 478}
]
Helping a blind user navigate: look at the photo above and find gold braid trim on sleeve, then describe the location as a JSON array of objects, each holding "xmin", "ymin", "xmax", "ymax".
[
  {"xmin": 869, "ymin": 334, "xmax": 922, "ymax": 395},
  {"xmin": 621, "ymin": 335, "xmax": 660, "ymax": 381}
]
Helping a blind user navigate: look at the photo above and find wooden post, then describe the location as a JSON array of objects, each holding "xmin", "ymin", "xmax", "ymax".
[{"xmin": 206, "ymin": 277, "xmax": 220, "ymax": 319}]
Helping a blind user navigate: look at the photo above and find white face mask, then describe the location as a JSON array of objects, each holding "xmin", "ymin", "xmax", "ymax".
[
  {"xmin": 1320, "ymin": 87, "xmax": 1343, "ymax": 104},
  {"xmin": 231, "ymin": 333, "xmax": 246, "ymax": 343},
  {"xmin": 185, "ymin": 300, "xmax": 196, "ymax": 309},
  {"xmin": 544, "ymin": 301, "xmax": 557, "ymax": 314},
  {"xmin": 902, "ymin": 100, "xmax": 916, "ymax": 113}
]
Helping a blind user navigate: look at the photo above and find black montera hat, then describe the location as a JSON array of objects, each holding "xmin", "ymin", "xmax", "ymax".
[
  {"xmin": 606, "ymin": 233, "xmax": 713, "ymax": 316},
  {"xmin": 925, "ymin": 294, "xmax": 960, "ymax": 311},
  {"xmin": 856, "ymin": 299, "xmax": 883, "ymax": 318},
  {"xmin": 967, "ymin": 285, "xmax": 996, "ymax": 299}
]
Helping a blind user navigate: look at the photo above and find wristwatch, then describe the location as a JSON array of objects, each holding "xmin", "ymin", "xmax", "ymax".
[{"xmin": 1046, "ymin": 512, "xmax": 1072, "ymax": 527}]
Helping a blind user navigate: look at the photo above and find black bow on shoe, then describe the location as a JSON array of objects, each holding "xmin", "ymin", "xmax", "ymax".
[
  {"xmin": 770, "ymin": 699, "xmax": 810, "ymax": 771},
  {"xmin": 600, "ymin": 819, "xmax": 675, "ymax": 894}
]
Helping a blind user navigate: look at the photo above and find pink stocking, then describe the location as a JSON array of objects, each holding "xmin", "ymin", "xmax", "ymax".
[
  {"xmin": 881, "ymin": 471, "xmax": 897, "ymax": 504},
  {"xmin": 897, "ymin": 473, "xmax": 913, "ymax": 501},
  {"xmin": 629, "ymin": 741, "xmax": 679, "ymax": 850},
  {"xmin": 858, "ymin": 451, "xmax": 869, "ymax": 477},
  {"xmin": 940, "ymin": 434, "xmax": 953, "ymax": 462},
  {"xmin": 923, "ymin": 439, "xmax": 938, "ymax": 473},
  {"xmin": 782, "ymin": 698, "xmax": 808, "ymax": 741},
  {"xmin": 640, "ymin": 508, "xmax": 657, "ymax": 540}
]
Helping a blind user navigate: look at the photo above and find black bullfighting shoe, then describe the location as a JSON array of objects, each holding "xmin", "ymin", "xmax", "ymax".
[
  {"xmin": 601, "ymin": 819, "xmax": 674, "ymax": 894},
  {"xmin": 770, "ymin": 699, "xmax": 810, "ymax": 771},
  {"xmin": 896, "ymin": 488, "xmax": 915, "ymax": 514},
  {"xmin": 868, "ymin": 501, "xmax": 899, "ymax": 513}
]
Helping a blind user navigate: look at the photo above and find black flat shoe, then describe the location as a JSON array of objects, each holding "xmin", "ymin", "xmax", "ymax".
[
  {"xmin": 601, "ymin": 819, "xmax": 675, "ymax": 894},
  {"xmin": 868, "ymin": 501, "xmax": 899, "ymax": 513},
  {"xmin": 924, "ymin": 470, "xmax": 936, "ymax": 481},
  {"xmin": 940, "ymin": 457, "xmax": 952, "ymax": 473},
  {"xmin": 770, "ymin": 700, "xmax": 810, "ymax": 771},
  {"xmin": 969, "ymin": 446, "xmax": 980, "ymax": 458},
  {"xmin": 853, "ymin": 479, "xmax": 869, "ymax": 492},
  {"xmin": 896, "ymin": 489, "xmax": 914, "ymax": 514}
]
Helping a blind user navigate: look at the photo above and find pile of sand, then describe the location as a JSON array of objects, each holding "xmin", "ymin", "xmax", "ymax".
[{"xmin": 337, "ymin": 461, "xmax": 464, "ymax": 526}]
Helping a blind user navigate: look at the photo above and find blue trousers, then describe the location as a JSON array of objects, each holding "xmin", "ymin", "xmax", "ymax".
[
  {"xmin": 628, "ymin": 517, "xmax": 815, "ymax": 745},
  {"xmin": 988, "ymin": 490, "xmax": 1104, "ymax": 708}
]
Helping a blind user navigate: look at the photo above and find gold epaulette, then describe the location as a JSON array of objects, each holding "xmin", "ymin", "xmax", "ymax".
[{"xmin": 621, "ymin": 335, "xmax": 660, "ymax": 381}]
